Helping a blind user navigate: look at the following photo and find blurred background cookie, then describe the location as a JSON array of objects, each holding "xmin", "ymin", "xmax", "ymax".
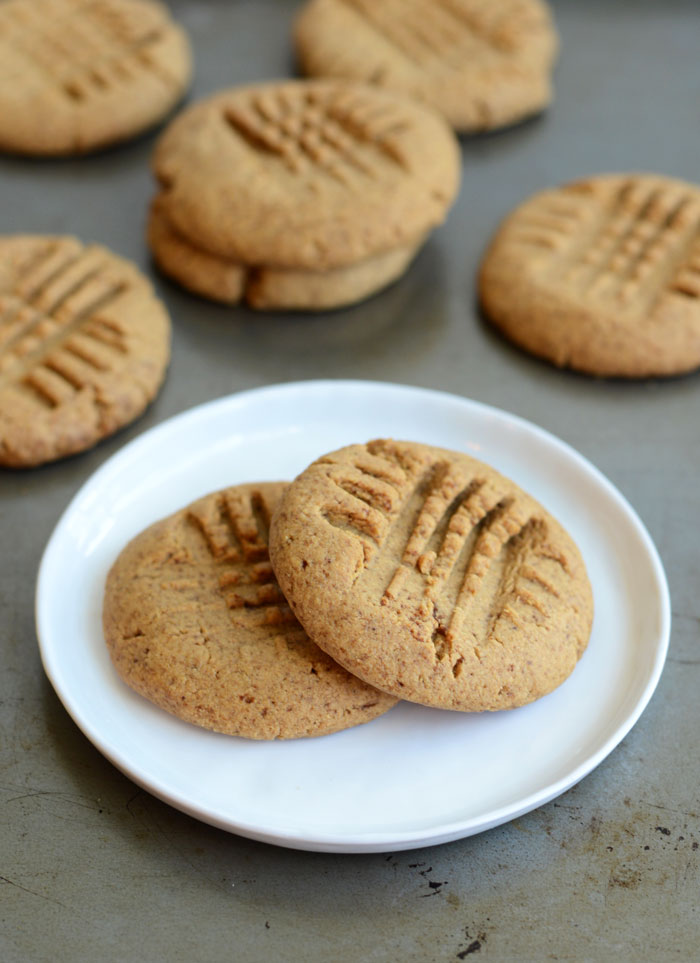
[
  {"xmin": 0, "ymin": 0, "xmax": 192, "ymax": 155},
  {"xmin": 103, "ymin": 482, "xmax": 398, "ymax": 739},
  {"xmin": 0, "ymin": 235, "xmax": 170, "ymax": 466},
  {"xmin": 148, "ymin": 79, "xmax": 460, "ymax": 310},
  {"xmin": 294, "ymin": 0, "xmax": 558, "ymax": 133},
  {"xmin": 479, "ymin": 173, "xmax": 700, "ymax": 377}
]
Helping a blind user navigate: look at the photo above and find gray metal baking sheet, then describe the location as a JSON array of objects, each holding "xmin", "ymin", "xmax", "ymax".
[{"xmin": 2, "ymin": 1, "xmax": 699, "ymax": 959}]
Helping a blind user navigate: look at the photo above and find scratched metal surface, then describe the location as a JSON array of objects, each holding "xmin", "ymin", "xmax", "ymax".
[{"xmin": 1, "ymin": 1, "xmax": 699, "ymax": 959}]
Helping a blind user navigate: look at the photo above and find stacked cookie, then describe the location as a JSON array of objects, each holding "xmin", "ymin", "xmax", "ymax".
[
  {"xmin": 103, "ymin": 440, "xmax": 593, "ymax": 739},
  {"xmin": 148, "ymin": 80, "xmax": 461, "ymax": 310}
]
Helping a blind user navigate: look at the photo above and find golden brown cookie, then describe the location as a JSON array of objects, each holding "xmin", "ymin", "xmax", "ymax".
[
  {"xmin": 269, "ymin": 440, "xmax": 593, "ymax": 712},
  {"xmin": 479, "ymin": 174, "xmax": 700, "ymax": 377},
  {"xmin": 0, "ymin": 235, "xmax": 171, "ymax": 467},
  {"xmin": 0, "ymin": 0, "xmax": 192, "ymax": 156},
  {"xmin": 103, "ymin": 482, "xmax": 397, "ymax": 739},
  {"xmin": 148, "ymin": 198, "xmax": 423, "ymax": 310},
  {"xmin": 149, "ymin": 79, "xmax": 460, "ymax": 310},
  {"xmin": 294, "ymin": 0, "xmax": 558, "ymax": 133}
]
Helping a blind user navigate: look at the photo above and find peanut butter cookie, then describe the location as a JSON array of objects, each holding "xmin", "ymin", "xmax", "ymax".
[
  {"xmin": 294, "ymin": 0, "xmax": 558, "ymax": 133},
  {"xmin": 479, "ymin": 174, "xmax": 700, "ymax": 377},
  {"xmin": 269, "ymin": 440, "xmax": 593, "ymax": 712},
  {"xmin": 103, "ymin": 482, "xmax": 397, "ymax": 739},
  {"xmin": 149, "ymin": 80, "xmax": 460, "ymax": 309},
  {"xmin": 0, "ymin": 235, "xmax": 170, "ymax": 467},
  {"xmin": 0, "ymin": 0, "xmax": 192, "ymax": 155}
]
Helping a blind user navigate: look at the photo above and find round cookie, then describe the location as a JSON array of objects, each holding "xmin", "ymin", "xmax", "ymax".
[
  {"xmin": 294, "ymin": 0, "xmax": 558, "ymax": 133},
  {"xmin": 479, "ymin": 173, "xmax": 700, "ymax": 377},
  {"xmin": 0, "ymin": 0, "xmax": 192, "ymax": 156},
  {"xmin": 0, "ymin": 235, "xmax": 171, "ymax": 467},
  {"xmin": 103, "ymin": 483, "xmax": 397, "ymax": 739},
  {"xmin": 269, "ymin": 440, "xmax": 593, "ymax": 713},
  {"xmin": 149, "ymin": 79, "xmax": 460, "ymax": 309}
]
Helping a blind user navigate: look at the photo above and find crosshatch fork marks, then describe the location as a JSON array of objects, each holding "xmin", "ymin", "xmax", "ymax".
[
  {"xmin": 510, "ymin": 201, "xmax": 586, "ymax": 251},
  {"xmin": 0, "ymin": 0, "xmax": 173, "ymax": 100},
  {"xmin": 320, "ymin": 447, "xmax": 412, "ymax": 545},
  {"xmin": 0, "ymin": 241, "xmax": 129, "ymax": 403},
  {"xmin": 189, "ymin": 490, "xmax": 296, "ymax": 627},
  {"xmin": 452, "ymin": 516, "xmax": 552, "ymax": 640},
  {"xmin": 425, "ymin": 504, "xmax": 570, "ymax": 675},
  {"xmin": 382, "ymin": 469, "xmax": 488, "ymax": 602},
  {"xmin": 224, "ymin": 87, "xmax": 411, "ymax": 187},
  {"xmin": 338, "ymin": 0, "xmax": 521, "ymax": 66},
  {"xmin": 318, "ymin": 446, "xmax": 577, "ymax": 673},
  {"xmin": 518, "ymin": 180, "xmax": 700, "ymax": 307},
  {"xmin": 320, "ymin": 454, "xmax": 441, "ymax": 564},
  {"xmin": 564, "ymin": 183, "xmax": 700, "ymax": 299},
  {"xmin": 385, "ymin": 484, "xmax": 540, "ymax": 669}
]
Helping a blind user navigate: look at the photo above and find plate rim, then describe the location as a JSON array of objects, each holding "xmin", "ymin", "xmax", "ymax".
[{"xmin": 35, "ymin": 379, "xmax": 672, "ymax": 853}]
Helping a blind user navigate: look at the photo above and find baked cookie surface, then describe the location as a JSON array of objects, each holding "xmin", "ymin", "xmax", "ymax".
[
  {"xmin": 148, "ymin": 198, "xmax": 423, "ymax": 311},
  {"xmin": 0, "ymin": 0, "xmax": 192, "ymax": 155},
  {"xmin": 103, "ymin": 482, "xmax": 397, "ymax": 740},
  {"xmin": 479, "ymin": 174, "xmax": 700, "ymax": 377},
  {"xmin": 294, "ymin": 0, "xmax": 558, "ymax": 132},
  {"xmin": 0, "ymin": 235, "xmax": 170, "ymax": 467},
  {"xmin": 269, "ymin": 440, "xmax": 593, "ymax": 712},
  {"xmin": 149, "ymin": 79, "xmax": 460, "ymax": 309}
]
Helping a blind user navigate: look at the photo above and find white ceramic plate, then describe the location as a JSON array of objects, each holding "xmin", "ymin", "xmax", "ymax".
[{"xmin": 36, "ymin": 381, "xmax": 670, "ymax": 853}]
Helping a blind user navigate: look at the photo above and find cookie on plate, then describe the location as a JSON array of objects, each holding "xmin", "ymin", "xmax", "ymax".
[
  {"xmin": 479, "ymin": 173, "xmax": 700, "ymax": 377},
  {"xmin": 269, "ymin": 439, "xmax": 593, "ymax": 712},
  {"xmin": 294, "ymin": 0, "xmax": 558, "ymax": 133},
  {"xmin": 103, "ymin": 482, "xmax": 398, "ymax": 739},
  {"xmin": 0, "ymin": 235, "xmax": 170, "ymax": 467},
  {"xmin": 148, "ymin": 79, "xmax": 460, "ymax": 310},
  {"xmin": 0, "ymin": 0, "xmax": 192, "ymax": 155}
]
